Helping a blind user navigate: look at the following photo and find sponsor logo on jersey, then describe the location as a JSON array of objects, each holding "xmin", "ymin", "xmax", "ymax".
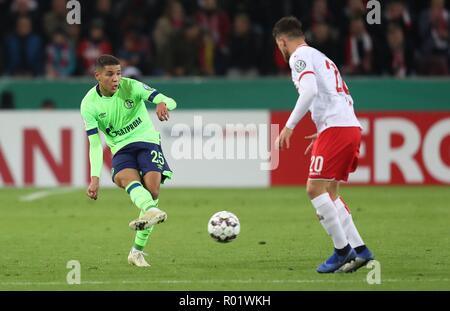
[
  {"xmin": 99, "ymin": 112, "xmax": 107, "ymax": 119},
  {"xmin": 294, "ymin": 60, "xmax": 306, "ymax": 73},
  {"xmin": 124, "ymin": 99, "xmax": 134, "ymax": 109},
  {"xmin": 105, "ymin": 117, "xmax": 142, "ymax": 137}
]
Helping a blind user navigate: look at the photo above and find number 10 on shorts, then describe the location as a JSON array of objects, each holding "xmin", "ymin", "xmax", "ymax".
[{"xmin": 310, "ymin": 156, "xmax": 324, "ymax": 174}]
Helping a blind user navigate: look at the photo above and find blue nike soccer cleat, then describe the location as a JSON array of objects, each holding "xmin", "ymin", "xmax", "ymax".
[
  {"xmin": 316, "ymin": 248, "xmax": 357, "ymax": 273},
  {"xmin": 337, "ymin": 247, "xmax": 374, "ymax": 273}
]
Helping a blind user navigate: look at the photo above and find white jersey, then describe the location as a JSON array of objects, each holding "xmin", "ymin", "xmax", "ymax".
[{"xmin": 289, "ymin": 44, "xmax": 361, "ymax": 133}]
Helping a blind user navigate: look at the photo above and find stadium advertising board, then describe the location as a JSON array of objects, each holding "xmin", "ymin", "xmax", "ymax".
[{"xmin": 0, "ymin": 111, "xmax": 448, "ymax": 187}]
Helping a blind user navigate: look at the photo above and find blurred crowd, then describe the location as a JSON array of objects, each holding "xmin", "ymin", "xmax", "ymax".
[{"xmin": 1, "ymin": 0, "xmax": 450, "ymax": 79}]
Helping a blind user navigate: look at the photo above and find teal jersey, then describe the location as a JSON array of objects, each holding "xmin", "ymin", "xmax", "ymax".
[{"xmin": 80, "ymin": 77, "xmax": 174, "ymax": 155}]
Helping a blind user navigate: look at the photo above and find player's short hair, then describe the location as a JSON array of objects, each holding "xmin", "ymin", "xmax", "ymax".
[
  {"xmin": 272, "ymin": 16, "xmax": 304, "ymax": 39},
  {"xmin": 95, "ymin": 55, "xmax": 120, "ymax": 70}
]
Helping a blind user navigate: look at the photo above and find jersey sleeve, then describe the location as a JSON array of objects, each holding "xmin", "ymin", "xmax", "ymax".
[
  {"xmin": 81, "ymin": 99, "xmax": 102, "ymax": 177},
  {"xmin": 129, "ymin": 78, "xmax": 160, "ymax": 103},
  {"xmin": 285, "ymin": 73, "xmax": 318, "ymax": 129},
  {"xmin": 129, "ymin": 78, "xmax": 177, "ymax": 110},
  {"xmin": 289, "ymin": 49, "xmax": 315, "ymax": 92},
  {"xmin": 80, "ymin": 101, "xmax": 99, "ymax": 136}
]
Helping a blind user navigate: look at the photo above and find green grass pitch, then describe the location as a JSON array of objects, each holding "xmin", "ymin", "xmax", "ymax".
[{"xmin": 0, "ymin": 186, "xmax": 449, "ymax": 291}]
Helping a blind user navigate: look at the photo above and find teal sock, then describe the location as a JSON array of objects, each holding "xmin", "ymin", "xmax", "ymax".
[{"xmin": 125, "ymin": 181, "xmax": 155, "ymax": 211}]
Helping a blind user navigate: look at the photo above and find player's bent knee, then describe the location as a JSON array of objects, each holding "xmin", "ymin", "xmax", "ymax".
[
  {"xmin": 150, "ymin": 190, "xmax": 159, "ymax": 200},
  {"xmin": 114, "ymin": 175, "xmax": 136, "ymax": 190},
  {"xmin": 328, "ymin": 191, "xmax": 338, "ymax": 201},
  {"xmin": 306, "ymin": 185, "xmax": 318, "ymax": 199},
  {"xmin": 117, "ymin": 179, "xmax": 128, "ymax": 189},
  {"xmin": 114, "ymin": 175, "xmax": 130, "ymax": 189},
  {"xmin": 327, "ymin": 183, "xmax": 339, "ymax": 201},
  {"xmin": 113, "ymin": 176, "xmax": 125, "ymax": 189},
  {"xmin": 306, "ymin": 182, "xmax": 327, "ymax": 200},
  {"xmin": 147, "ymin": 187, "xmax": 159, "ymax": 200}
]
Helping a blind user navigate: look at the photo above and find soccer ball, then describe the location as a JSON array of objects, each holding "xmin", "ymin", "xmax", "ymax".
[{"xmin": 207, "ymin": 211, "xmax": 240, "ymax": 243}]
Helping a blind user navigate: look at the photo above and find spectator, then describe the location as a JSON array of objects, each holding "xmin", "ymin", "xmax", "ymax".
[
  {"xmin": 381, "ymin": 23, "xmax": 414, "ymax": 77},
  {"xmin": 345, "ymin": 0, "xmax": 366, "ymax": 18},
  {"xmin": 365, "ymin": 1, "xmax": 414, "ymax": 63},
  {"xmin": 93, "ymin": 0, "xmax": 118, "ymax": 49},
  {"xmin": 0, "ymin": 0, "xmax": 449, "ymax": 78},
  {"xmin": 166, "ymin": 19, "xmax": 203, "ymax": 76},
  {"xmin": 340, "ymin": 0, "xmax": 366, "ymax": 38},
  {"xmin": 120, "ymin": 58, "xmax": 143, "ymax": 79},
  {"xmin": 4, "ymin": 16, "xmax": 43, "ymax": 76},
  {"xmin": 66, "ymin": 24, "xmax": 84, "ymax": 76},
  {"xmin": 8, "ymin": 0, "xmax": 40, "ymax": 35},
  {"xmin": 418, "ymin": 0, "xmax": 450, "ymax": 75},
  {"xmin": 153, "ymin": 1, "xmax": 186, "ymax": 75},
  {"xmin": 77, "ymin": 21, "xmax": 113, "ymax": 75},
  {"xmin": 227, "ymin": 13, "xmax": 262, "ymax": 77},
  {"xmin": 307, "ymin": 22, "xmax": 341, "ymax": 67},
  {"xmin": 344, "ymin": 17, "xmax": 373, "ymax": 75},
  {"xmin": 273, "ymin": 45, "xmax": 290, "ymax": 75},
  {"xmin": 46, "ymin": 29, "xmax": 76, "ymax": 78},
  {"xmin": 43, "ymin": 0, "xmax": 69, "ymax": 40},
  {"xmin": 385, "ymin": 0, "xmax": 413, "ymax": 32},
  {"xmin": 195, "ymin": 0, "xmax": 231, "ymax": 75},
  {"xmin": 305, "ymin": 0, "xmax": 336, "ymax": 29},
  {"xmin": 202, "ymin": 30, "xmax": 217, "ymax": 76},
  {"xmin": 67, "ymin": 24, "xmax": 82, "ymax": 47},
  {"xmin": 117, "ymin": 31, "xmax": 148, "ymax": 73},
  {"xmin": 116, "ymin": 0, "xmax": 152, "ymax": 35}
]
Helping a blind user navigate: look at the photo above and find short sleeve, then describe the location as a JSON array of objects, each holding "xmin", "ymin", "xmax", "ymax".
[
  {"xmin": 80, "ymin": 102, "xmax": 98, "ymax": 135},
  {"xmin": 289, "ymin": 48, "xmax": 315, "ymax": 90}
]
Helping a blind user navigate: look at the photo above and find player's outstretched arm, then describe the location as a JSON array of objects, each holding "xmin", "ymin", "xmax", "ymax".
[
  {"xmin": 86, "ymin": 133, "xmax": 103, "ymax": 200},
  {"xmin": 134, "ymin": 79, "xmax": 177, "ymax": 121},
  {"xmin": 153, "ymin": 93, "xmax": 177, "ymax": 121}
]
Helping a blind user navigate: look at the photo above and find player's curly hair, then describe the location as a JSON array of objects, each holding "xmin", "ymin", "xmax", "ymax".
[{"xmin": 272, "ymin": 16, "xmax": 304, "ymax": 39}]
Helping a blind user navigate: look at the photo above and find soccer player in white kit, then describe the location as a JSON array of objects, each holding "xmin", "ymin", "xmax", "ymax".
[{"xmin": 273, "ymin": 16, "xmax": 374, "ymax": 273}]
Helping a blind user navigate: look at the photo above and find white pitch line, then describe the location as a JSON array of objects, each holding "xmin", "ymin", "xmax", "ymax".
[
  {"xmin": 19, "ymin": 190, "xmax": 51, "ymax": 202},
  {"xmin": 1, "ymin": 278, "xmax": 449, "ymax": 286},
  {"xmin": 19, "ymin": 188, "xmax": 77, "ymax": 202}
]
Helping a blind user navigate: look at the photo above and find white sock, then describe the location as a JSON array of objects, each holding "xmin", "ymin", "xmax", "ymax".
[
  {"xmin": 334, "ymin": 197, "xmax": 364, "ymax": 248},
  {"xmin": 311, "ymin": 193, "xmax": 349, "ymax": 249}
]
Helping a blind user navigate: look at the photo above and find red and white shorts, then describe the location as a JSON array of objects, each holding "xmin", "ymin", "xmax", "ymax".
[{"xmin": 308, "ymin": 127, "xmax": 361, "ymax": 182}]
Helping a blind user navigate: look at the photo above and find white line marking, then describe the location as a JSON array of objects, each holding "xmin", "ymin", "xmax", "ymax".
[
  {"xmin": 19, "ymin": 188, "xmax": 77, "ymax": 202},
  {"xmin": 1, "ymin": 278, "xmax": 449, "ymax": 286}
]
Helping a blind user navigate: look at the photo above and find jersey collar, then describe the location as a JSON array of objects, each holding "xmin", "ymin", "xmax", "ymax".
[
  {"xmin": 96, "ymin": 84, "xmax": 102, "ymax": 97},
  {"xmin": 96, "ymin": 84, "xmax": 120, "ymax": 98}
]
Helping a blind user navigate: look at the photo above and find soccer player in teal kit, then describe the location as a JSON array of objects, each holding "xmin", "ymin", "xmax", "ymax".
[{"xmin": 81, "ymin": 55, "xmax": 177, "ymax": 267}]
